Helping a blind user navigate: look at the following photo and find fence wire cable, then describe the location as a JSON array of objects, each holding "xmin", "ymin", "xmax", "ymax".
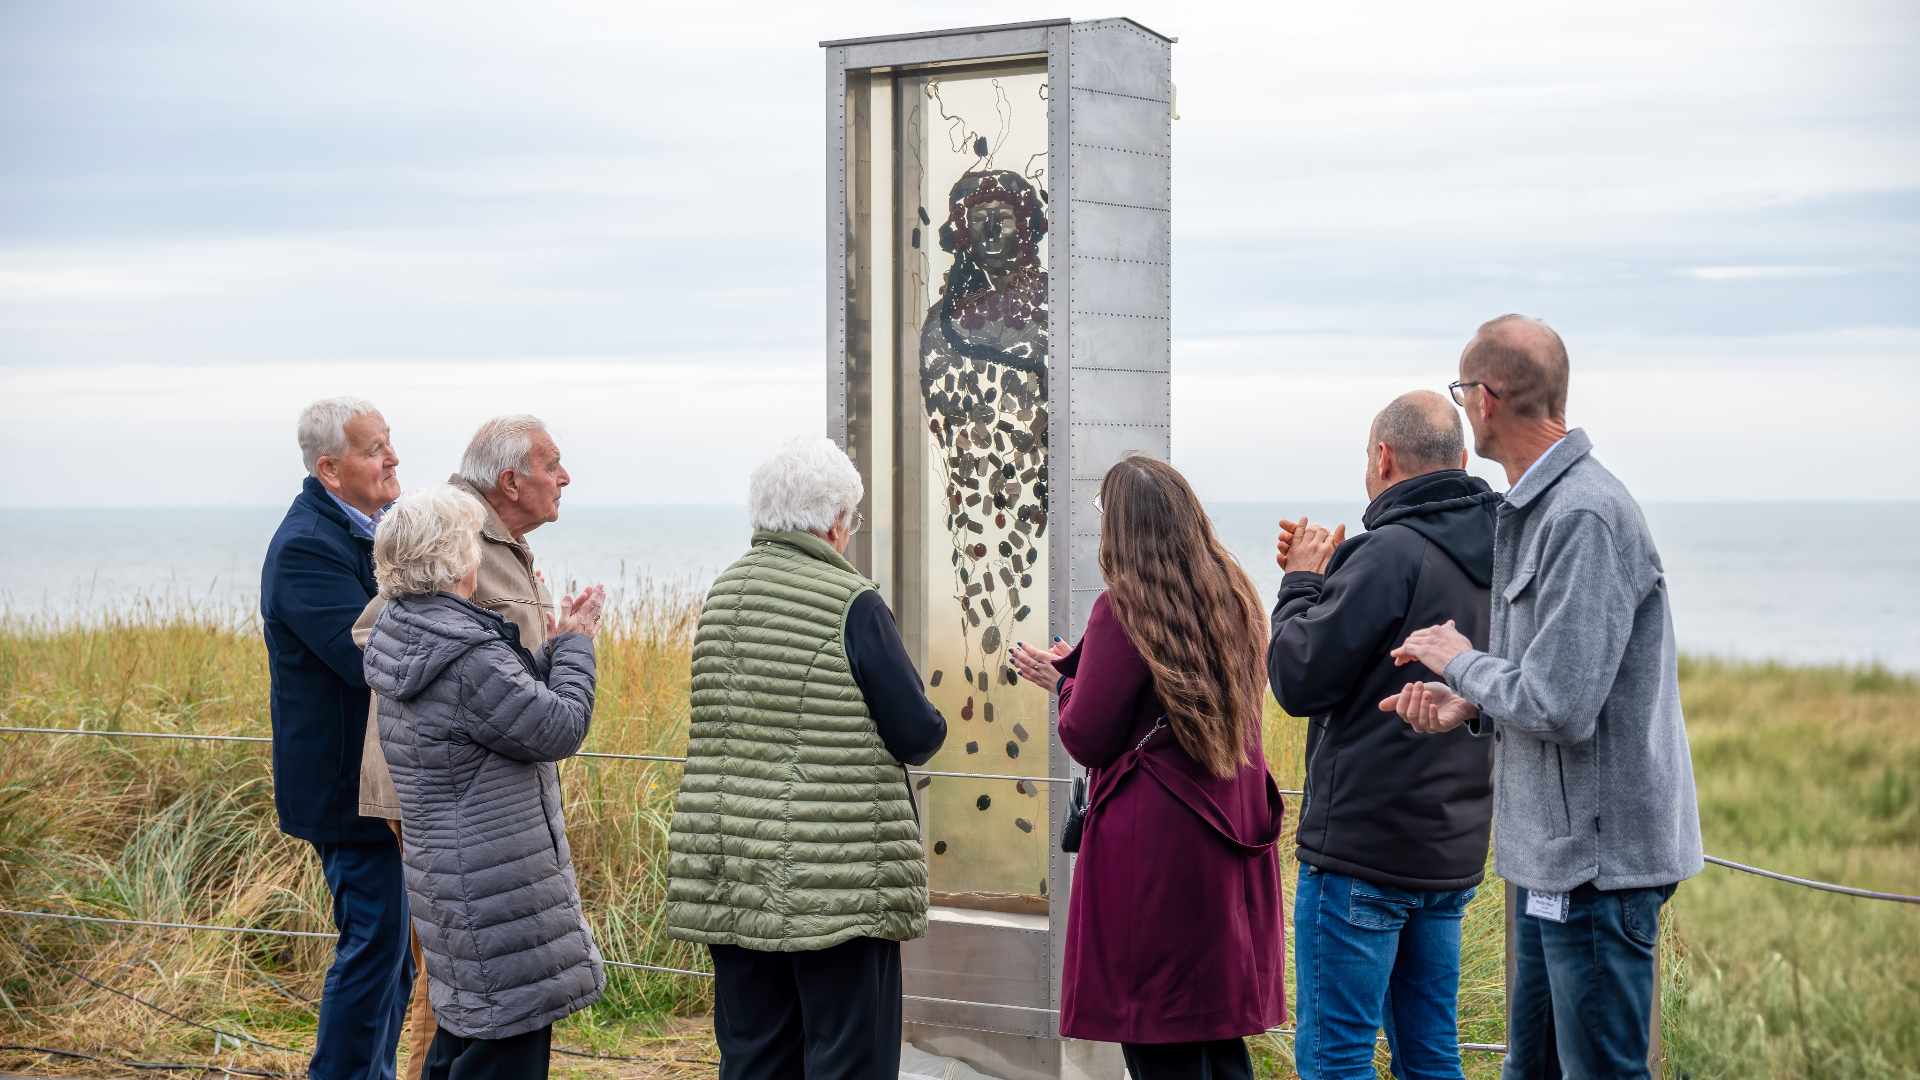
[
  {"xmin": 1702, "ymin": 855, "xmax": 1920, "ymax": 904},
  {"xmin": 6, "ymin": 931, "xmax": 299, "ymax": 1054},
  {"xmin": 0, "ymin": 1044, "xmax": 299, "ymax": 1077}
]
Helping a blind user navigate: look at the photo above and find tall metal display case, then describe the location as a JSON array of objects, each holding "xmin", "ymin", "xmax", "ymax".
[{"xmin": 824, "ymin": 18, "xmax": 1173, "ymax": 1080}]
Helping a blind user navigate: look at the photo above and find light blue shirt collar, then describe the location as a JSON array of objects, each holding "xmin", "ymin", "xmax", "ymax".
[
  {"xmin": 1509, "ymin": 436, "xmax": 1568, "ymax": 497},
  {"xmin": 325, "ymin": 490, "xmax": 384, "ymax": 539}
]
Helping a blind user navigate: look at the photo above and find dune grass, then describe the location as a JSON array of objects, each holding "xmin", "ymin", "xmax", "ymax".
[{"xmin": 1, "ymin": 598, "xmax": 1915, "ymax": 1078}]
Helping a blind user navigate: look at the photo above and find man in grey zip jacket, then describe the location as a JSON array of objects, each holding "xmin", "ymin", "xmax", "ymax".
[{"xmin": 1385, "ymin": 315, "xmax": 1702, "ymax": 1080}]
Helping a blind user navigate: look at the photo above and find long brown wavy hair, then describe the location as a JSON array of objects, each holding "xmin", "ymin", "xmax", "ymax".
[{"xmin": 1098, "ymin": 454, "xmax": 1269, "ymax": 778}]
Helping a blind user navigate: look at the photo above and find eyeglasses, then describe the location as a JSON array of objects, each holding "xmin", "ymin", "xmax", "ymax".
[
  {"xmin": 1448, "ymin": 381, "xmax": 1500, "ymax": 407},
  {"xmin": 849, "ymin": 510, "xmax": 865, "ymax": 536},
  {"xmin": 1091, "ymin": 490, "xmax": 1104, "ymax": 514}
]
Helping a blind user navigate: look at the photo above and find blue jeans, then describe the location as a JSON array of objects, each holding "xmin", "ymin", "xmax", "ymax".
[
  {"xmin": 1501, "ymin": 883, "xmax": 1676, "ymax": 1080},
  {"xmin": 1293, "ymin": 865, "xmax": 1476, "ymax": 1080},
  {"xmin": 311, "ymin": 837, "xmax": 414, "ymax": 1080}
]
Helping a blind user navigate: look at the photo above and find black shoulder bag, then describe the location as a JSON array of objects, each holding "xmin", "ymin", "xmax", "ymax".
[{"xmin": 1059, "ymin": 717, "xmax": 1166, "ymax": 853}]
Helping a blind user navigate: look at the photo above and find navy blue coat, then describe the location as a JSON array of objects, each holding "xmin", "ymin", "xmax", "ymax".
[{"xmin": 261, "ymin": 476, "xmax": 390, "ymax": 844}]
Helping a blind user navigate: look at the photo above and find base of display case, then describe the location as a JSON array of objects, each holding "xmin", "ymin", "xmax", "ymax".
[{"xmin": 904, "ymin": 1022, "xmax": 1122, "ymax": 1080}]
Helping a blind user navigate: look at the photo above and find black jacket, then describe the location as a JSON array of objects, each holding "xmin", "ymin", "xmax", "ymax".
[
  {"xmin": 1267, "ymin": 470, "xmax": 1500, "ymax": 890},
  {"xmin": 261, "ymin": 476, "xmax": 390, "ymax": 844}
]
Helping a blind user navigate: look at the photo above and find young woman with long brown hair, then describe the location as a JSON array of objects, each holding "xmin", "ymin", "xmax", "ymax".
[{"xmin": 1010, "ymin": 454, "xmax": 1287, "ymax": 1080}]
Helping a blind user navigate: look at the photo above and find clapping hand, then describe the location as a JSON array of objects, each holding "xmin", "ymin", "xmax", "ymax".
[
  {"xmin": 1389, "ymin": 620, "xmax": 1473, "ymax": 676},
  {"xmin": 1277, "ymin": 516, "xmax": 1346, "ymax": 575},
  {"xmin": 1378, "ymin": 680, "xmax": 1479, "ymax": 735},
  {"xmin": 547, "ymin": 584, "xmax": 606, "ymax": 639},
  {"xmin": 1008, "ymin": 636, "xmax": 1072, "ymax": 694}
]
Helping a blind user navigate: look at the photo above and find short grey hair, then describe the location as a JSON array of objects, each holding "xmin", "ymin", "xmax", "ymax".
[
  {"xmin": 373, "ymin": 484, "xmax": 487, "ymax": 599},
  {"xmin": 1372, "ymin": 390, "xmax": 1465, "ymax": 472},
  {"xmin": 748, "ymin": 436, "xmax": 864, "ymax": 535},
  {"xmin": 459, "ymin": 415, "xmax": 549, "ymax": 493},
  {"xmin": 297, "ymin": 396, "xmax": 379, "ymax": 478}
]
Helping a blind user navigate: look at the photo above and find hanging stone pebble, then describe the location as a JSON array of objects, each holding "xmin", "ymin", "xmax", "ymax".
[
  {"xmin": 982, "ymin": 625, "xmax": 1001, "ymax": 652},
  {"xmin": 976, "ymin": 794, "xmax": 992, "ymax": 811},
  {"xmin": 962, "ymin": 697, "xmax": 974, "ymax": 721},
  {"xmin": 935, "ymin": 841, "xmax": 947, "ymax": 854},
  {"xmin": 930, "ymin": 669, "xmax": 944, "ymax": 687},
  {"xmin": 1014, "ymin": 818, "xmax": 1033, "ymax": 833},
  {"xmin": 915, "ymin": 776, "xmax": 931, "ymax": 790},
  {"xmin": 966, "ymin": 741, "xmax": 979, "ymax": 754},
  {"xmin": 1012, "ymin": 723, "xmax": 1030, "ymax": 743},
  {"xmin": 1006, "ymin": 741, "xmax": 1020, "ymax": 759},
  {"xmin": 984, "ymin": 702, "xmax": 995, "ymax": 723}
]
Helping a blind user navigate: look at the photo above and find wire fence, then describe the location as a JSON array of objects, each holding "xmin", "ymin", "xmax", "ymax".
[{"xmin": 3, "ymin": 721, "xmax": 1915, "ymax": 1074}]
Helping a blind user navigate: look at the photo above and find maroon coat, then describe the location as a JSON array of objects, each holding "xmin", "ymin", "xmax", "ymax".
[{"xmin": 1055, "ymin": 592, "xmax": 1288, "ymax": 1044}]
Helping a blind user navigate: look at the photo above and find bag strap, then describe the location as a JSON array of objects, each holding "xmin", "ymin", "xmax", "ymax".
[{"xmin": 1084, "ymin": 716, "xmax": 1287, "ymax": 858}]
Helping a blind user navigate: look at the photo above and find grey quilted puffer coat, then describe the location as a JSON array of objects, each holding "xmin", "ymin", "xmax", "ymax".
[{"xmin": 363, "ymin": 591, "xmax": 604, "ymax": 1039}]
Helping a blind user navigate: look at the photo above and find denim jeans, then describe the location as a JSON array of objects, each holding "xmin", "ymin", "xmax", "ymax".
[
  {"xmin": 1501, "ymin": 882, "xmax": 1676, "ymax": 1080},
  {"xmin": 1293, "ymin": 865, "xmax": 1476, "ymax": 1080}
]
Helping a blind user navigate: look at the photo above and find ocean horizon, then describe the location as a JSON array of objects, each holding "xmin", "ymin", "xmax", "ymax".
[{"xmin": 5, "ymin": 501, "xmax": 1917, "ymax": 673}]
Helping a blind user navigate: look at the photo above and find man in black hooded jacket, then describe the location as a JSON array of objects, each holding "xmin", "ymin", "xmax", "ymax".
[{"xmin": 1268, "ymin": 389, "xmax": 1500, "ymax": 1080}]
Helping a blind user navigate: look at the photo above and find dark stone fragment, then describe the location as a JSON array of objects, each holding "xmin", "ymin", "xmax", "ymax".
[
  {"xmin": 973, "ymin": 544, "xmax": 987, "ymax": 558},
  {"xmin": 1014, "ymin": 605, "xmax": 1031, "ymax": 621},
  {"xmin": 984, "ymin": 702, "xmax": 995, "ymax": 723},
  {"xmin": 1040, "ymin": 878, "xmax": 1047, "ymax": 895},
  {"xmin": 1014, "ymin": 817, "xmax": 1033, "ymax": 833},
  {"xmin": 962, "ymin": 698, "xmax": 975, "ymax": 721},
  {"xmin": 945, "ymin": 373, "xmax": 955, "ymax": 392},
  {"xmin": 919, "ymin": 206, "xmax": 931, "ymax": 225},
  {"xmin": 1013, "ymin": 554, "xmax": 1026, "ymax": 571},
  {"xmin": 916, "ymin": 776, "xmax": 931, "ymax": 789},
  {"xmin": 984, "ymin": 387, "xmax": 997, "ymax": 403},
  {"xmin": 1012, "ymin": 723, "xmax": 1030, "ymax": 742},
  {"xmin": 965, "ymin": 741, "xmax": 979, "ymax": 754},
  {"xmin": 976, "ymin": 794, "xmax": 992, "ymax": 811},
  {"xmin": 974, "ymin": 136, "xmax": 989, "ymax": 157},
  {"xmin": 967, "ymin": 520, "xmax": 984, "ymax": 534},
  {"xmin": 1007, "ymin": 667, "xmax": 1019, "ymax": 684},
  {"xmin": 930, "ymin": 669, "xmax": 944, "ymax": 687},
  {"xmin": 1021, "ymin": 573, "xmax": 1033, "ymax": 587},
  {"xmin": 1006, "ymin": 741, "xmax": 1020, "ymax": 759},
  {"xmin": 978, "ymin": 670, "xmax": 988, "ymax": 691},
  {"xmin": 981, "ymin": 624, "xmax": 1000, "ymax": 650},
  {"xmin": 968, "ymin": 608, "xmax": 981, "ymax": 626},
  {"xmin": 1000, "ymin": 567, "xmax": 1015, "ymax": 587},
  {"xmin": 998, "ymin": 541, "xmax": 1013, "ymax": 557},
  {"xmin": 966, "ymin": 582, "xmax": 982, "ymax": 597},
  {"xmin": 934, "ymin": 840, "xmax": 947, "ymax": 854},
  {"xmin": 1015, "ymin": 780, "xmax": 1028, "ymax": 795},
  {"xmin": 911, "ymin": 227, "xmax": 921, "ymax": 249},
  {"xmin": 965, "ymin": 666, "xmax": 974, "ymax": 682},
  {"xmin": 992, "ymin": 493, "xmax": 1005, "ymax": 510}
]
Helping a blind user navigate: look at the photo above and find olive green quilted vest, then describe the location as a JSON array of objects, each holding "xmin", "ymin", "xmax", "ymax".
[{"xmin": 664, "ymin": 529, "xmax": 928, "ymax": 951}]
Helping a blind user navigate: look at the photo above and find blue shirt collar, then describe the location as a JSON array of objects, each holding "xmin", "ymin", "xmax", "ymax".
[
  {"xmin": 1509, "ymin": 435, "xmax": 1568, "ymax": 498},
  {"xmin": 324, "ymin": 489, "xmax": 385, "ymax": 539}
]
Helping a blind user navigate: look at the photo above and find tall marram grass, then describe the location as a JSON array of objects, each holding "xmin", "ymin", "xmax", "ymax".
[
  {"xmin": 3, "ymin": 596, "xmax": 1917, "ymax": 1078},
  {"xmin": 0, "ymin": 583, "xmax": 712, "ymax": 1071}
]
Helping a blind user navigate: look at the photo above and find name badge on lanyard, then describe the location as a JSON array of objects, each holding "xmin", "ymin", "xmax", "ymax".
[{"xmin": 1525, "ymin": 889, "xmax": 1571, "ymax": 923}]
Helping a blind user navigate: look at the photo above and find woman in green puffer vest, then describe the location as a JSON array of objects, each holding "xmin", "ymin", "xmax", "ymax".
[{"xmin": 665, "ymin": 436, "xmax": 947, "ymax": 1080}]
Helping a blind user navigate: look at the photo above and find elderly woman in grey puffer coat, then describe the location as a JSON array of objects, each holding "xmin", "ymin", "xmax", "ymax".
[{"xmin": 363, "ymin": 484, "xmax": 606, "ymax": 1080}]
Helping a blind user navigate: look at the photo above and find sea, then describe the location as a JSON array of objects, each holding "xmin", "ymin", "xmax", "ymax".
[{"xmin": 4, "ymin": 502, "xmax": 1916, "ymax": 673}]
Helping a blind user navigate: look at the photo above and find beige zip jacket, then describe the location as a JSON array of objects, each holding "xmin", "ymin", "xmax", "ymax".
[{"xmin": 353, "ymin": 474, "xmax": 554, "ymax": 818}]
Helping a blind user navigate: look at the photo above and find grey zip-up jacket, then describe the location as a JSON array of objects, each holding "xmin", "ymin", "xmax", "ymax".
[
  {"xmin": 363, "ymin": 592, "xmax": 604, "ymax": 1039},
  {"xmin": 1442, "ymin": 429, "xmax": 1703, "ymax": 893}
]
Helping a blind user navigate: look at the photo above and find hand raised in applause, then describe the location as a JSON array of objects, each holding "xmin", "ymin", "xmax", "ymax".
[
  {"xmin": 1277, "ymin": 516, "xmax": 1346, "ymax": 575},
  {"xmin": 1378, "ymin": 680, "xmax": 1479, "ymax": 735},
  {"xmin": 547, "ymin": 584, "xmax": 606, "ymax": 639},
  {"xmin": 1008, "ymin": 636, "xmax": 1072, "ymax": 694},
  {"xmin": 1390, "ymin": 619, "xmax": 1474, "ymax": 676}
]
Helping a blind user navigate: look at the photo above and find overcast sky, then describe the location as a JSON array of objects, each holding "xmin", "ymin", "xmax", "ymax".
[{"xmin": 1, "ymin": 0, "xmax": 1914, "ymax": 507}]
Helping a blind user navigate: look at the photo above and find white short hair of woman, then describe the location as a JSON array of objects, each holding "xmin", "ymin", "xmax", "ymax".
[
  {"xmin": 374, "ymin": 484, "xmax": 488, "ymax": 599},
  {"xmin": 748, "ymin": 436, "xmax": 864, "ymax": 535},
  {"xmin": 459, "ymin": 415, "xmax": 548, "ymax": 493},
  {"xmin": 297, "ymin": 396, "xmax": 378, "ymax": 478}
]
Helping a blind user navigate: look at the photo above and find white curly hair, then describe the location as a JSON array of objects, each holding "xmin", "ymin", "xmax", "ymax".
[
  {"xmin": 373, "ymin": 484, "xmax": 487, "ymax": 599},
  {"xmin": 748, "ymin": 436, "xmax": 864, "ymax": 535}
]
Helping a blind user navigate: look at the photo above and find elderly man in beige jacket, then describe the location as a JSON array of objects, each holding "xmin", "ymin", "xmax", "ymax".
[{"xmin": 351, "ymin": 414, "xmax": 604, "ymax": 1076}]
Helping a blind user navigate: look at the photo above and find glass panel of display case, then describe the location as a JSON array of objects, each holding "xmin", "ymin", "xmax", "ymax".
[
  {"xmin": 901, "ymin": 63, "xmax": 1052, "ymax": 910},
  {"xmin": 848, "ymin": 61, "xmax": 1054, "ymax": 911}
]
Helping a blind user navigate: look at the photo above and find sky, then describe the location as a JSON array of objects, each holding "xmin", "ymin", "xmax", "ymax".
[{"xmin": 0, "ymin": 0, "xmax": 1914, "ymax": 507}]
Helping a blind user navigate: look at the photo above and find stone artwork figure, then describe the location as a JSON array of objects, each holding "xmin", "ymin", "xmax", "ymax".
[{"xmin": 919, "ymin": 167, "xmax": 1050, "ymax": 727}]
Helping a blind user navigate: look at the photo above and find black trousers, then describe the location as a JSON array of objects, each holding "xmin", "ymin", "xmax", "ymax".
[
  {"xmin": 1121, "ymin": 1039, "xmax": 1254, "ymax": 1080},
  {"xmin": 708, "ymin": 937, "xmax": 902, "ymax": 1080},
  {"xmin": 420, "ymin": 1024, "xmax": 550, "ymax": 1080}
]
